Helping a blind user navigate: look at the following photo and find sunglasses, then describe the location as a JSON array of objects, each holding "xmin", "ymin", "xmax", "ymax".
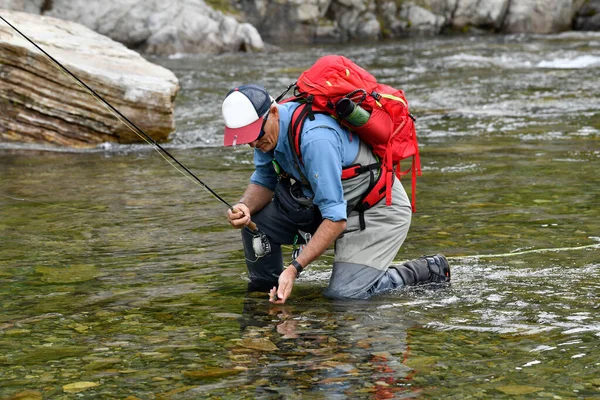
[{"xmin": 256, "ymin": 108, "xmax": 270, "ymax": 140}]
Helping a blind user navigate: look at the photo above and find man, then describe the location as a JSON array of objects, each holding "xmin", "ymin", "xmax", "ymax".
[{"xmin": 222, "ymin": 83, "xmax": 450, "ymax": 304}]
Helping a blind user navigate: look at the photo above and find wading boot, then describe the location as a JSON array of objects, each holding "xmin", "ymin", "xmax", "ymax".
[{"xmin": 393, "ymin": 254, "xmax": 450, "ymax": 287}]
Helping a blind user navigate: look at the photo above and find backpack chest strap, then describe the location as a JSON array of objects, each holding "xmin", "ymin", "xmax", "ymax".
[{"xmin": 341, "ymin": 162, "xmax": 381, "ymax": 180}]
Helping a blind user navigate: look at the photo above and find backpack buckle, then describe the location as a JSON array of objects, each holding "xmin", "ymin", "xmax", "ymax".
[{"xmin": 371, "ymin": 91, "xmax": 382, "ymax": 101}]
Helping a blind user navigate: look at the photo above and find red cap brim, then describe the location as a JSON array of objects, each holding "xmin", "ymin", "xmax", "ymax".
[{"xmin": 223, "ymin": 117, "xmax": 264, "ymax": 146}]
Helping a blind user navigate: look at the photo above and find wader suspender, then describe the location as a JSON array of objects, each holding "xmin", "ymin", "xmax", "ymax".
[{"xmin": 287, "ymin": 102, "xmax": 385, "ymax": 230}]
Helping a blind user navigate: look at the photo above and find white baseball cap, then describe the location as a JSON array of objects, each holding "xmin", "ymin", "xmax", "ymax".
[{"xmin": 222, "ymin": 84, "xmax": 274, "ymax": 146}]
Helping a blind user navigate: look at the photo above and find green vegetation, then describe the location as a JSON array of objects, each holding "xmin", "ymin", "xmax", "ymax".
[{"xmin": 205, "ymin": 0, "xmax": 235, "ymax": 14}]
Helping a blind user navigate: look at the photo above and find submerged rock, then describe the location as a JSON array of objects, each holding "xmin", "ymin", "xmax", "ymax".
[
  {"xmin": 239, "ymin": 337, "xmax": 279, "ymax": 351},
  {"xmin": 0, "ymin": 10, "xmax": 179, "ymax": 147},
  {"xmin": 496, "ymin": 385, "xmax": 544, "ymax": 395},
  {"xmin": 182, "ymin": 368, "xmax": 244, "ymax": 380},
  {"xmin": 62, "ymin": 381, "xmax": 100, "ymax": 393},
  {"xmin": 34, "ymin": 264, "xmax": 103, "ymax": 283},
  {"xmin": 2, "ymin": 390, "xmax": 43, "ymax": 400}
]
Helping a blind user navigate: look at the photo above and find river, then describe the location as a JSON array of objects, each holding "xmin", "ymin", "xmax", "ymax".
[{"xmin": 1, "ymin": 33, "xmax": 599, "ymax": 398}]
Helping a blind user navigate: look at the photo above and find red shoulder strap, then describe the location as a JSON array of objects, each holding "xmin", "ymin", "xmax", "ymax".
[
  {"xmin": 287, "ymin": 102, "xmax": 313, "ymax": 185},
  {"xmin": 288, "ymin": 102, "xmax": 312, "ymax": 166}
]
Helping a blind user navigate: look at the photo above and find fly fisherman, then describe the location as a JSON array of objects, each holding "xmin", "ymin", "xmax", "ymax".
[{"xmin": 222, "ymin": 84, "xmax": 450, "ymax": 304}]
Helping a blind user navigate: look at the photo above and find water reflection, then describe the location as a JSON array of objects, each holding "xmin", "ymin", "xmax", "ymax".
[{"xmin": 235, "ymin": 291, "xmax": 420, "ymax": 398}]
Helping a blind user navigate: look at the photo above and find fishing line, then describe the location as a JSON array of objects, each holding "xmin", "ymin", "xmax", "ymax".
[
  {"xmin": 0, "ymin": 193, "xmax": 48, "ymax": 205},
  {"xmin": 0, "ymin": 14, "xmax": 233, "ymax": 210},
  {"xmin": 446, "ymin": 241, "xmax": 600, "ymax": 261},
  {"xmin": 313, "ymin": 242, "xmax": 600, "ymax": 263}
]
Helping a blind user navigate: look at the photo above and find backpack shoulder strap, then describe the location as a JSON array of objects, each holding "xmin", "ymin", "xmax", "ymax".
[{"xmin": 287, "ymin": 102, "xmax": 311, "ymax": 186}]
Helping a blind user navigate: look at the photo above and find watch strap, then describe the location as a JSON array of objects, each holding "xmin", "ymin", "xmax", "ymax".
[{"xmin": 290, "ymin": 259, "xmax": 303, "ymax": 277}]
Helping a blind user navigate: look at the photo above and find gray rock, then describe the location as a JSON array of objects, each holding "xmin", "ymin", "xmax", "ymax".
[
  {"xmin": 377, "ymin": 1, "xmax": 402, "ymax": 37},
  {"xmin": 0, "ymin": 0, "xmax": 43, "ymax": 14},
  {"xmin": 45, "ymin": 0, "xmax": 264, "ymax": 55},
  {"xmin": 356, "ymin": 12, "xmax": 381, "ymax": 39},
  {"xmin": 400, "ymin": 2, "xmax": 446, "ymax": 36},
  {"xmin": 452, "ymin": 0, "xmax": 509, "ymax": 31},
  {"xmin": 0, "ymin": 10, "xmax": 179, "ymax": 147},
  {"xmin": 296, "ymin": 1, "xmax": 322, "ymax": 22},
  {"xmin": 330, "ymin": 1, "xmax": 381, "ymax": 40},
  {"xmin": 234, "ymin": 0, "xmax": 327, "ymax": 44},
  {"xmin": 572, "ymin": 0, "xmax": 589, "ymax": 18},
  {"xmin": 413, "ymin": 0, "xmax": 458, "ymax": 19},
  {"xmin": 503, "ymin": 0, "xmax": 573, "ymax": 33},
  {"xmin": 1, "ymin": 0, "xmax": 264, "ymax": 55},
  {"xmin": 574, "ymin": 0, "xmax": 600, "ymax": 31}
]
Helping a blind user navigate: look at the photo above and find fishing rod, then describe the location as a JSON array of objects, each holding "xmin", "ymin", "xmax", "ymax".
[{"xmin": 0, "ymin": 14, "xmax": 258, "ymax": 232}]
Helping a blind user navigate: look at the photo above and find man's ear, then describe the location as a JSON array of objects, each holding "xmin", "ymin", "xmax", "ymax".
[{"xmin": 270, "ymin": 104, "xmax": 279, "ymax": 119}]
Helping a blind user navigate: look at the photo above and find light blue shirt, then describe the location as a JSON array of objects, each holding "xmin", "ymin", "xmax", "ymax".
[{"xmin": 250, "ymin": 102, "xmax": 360, "ymax": 221}]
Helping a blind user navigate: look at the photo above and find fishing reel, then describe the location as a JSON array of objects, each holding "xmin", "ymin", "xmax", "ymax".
[{"xmin": 251, "ymin": 229, "xmax": 272, "ymax": 259}]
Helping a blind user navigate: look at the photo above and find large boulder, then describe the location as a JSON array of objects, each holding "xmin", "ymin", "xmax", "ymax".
[
  {"xmin": 503, "ymin": 0, "xmax": 574, "ymax": 33},
  {"xmin": 0, "ymin": 0, "xmax": 264, "ymax": 55},
  {"xmin": 0, "ymin": 10, "xmax": 179, "ymax": 147}
]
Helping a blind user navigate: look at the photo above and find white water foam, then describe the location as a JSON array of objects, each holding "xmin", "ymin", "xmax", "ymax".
[
  {"xmin": 537, "ymin": 55, "xmax": 600, "ymax": 69},
  {"xmin": 444, "ymin": 53, "xmax": 532, "ymax": 69},
  {"xmin": 444, "ymin": 52, "xmax": 600, "ymax": 70}
]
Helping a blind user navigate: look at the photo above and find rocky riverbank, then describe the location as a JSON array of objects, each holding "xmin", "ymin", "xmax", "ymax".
[{"xmin": 1, "ymin": 0, "xmax": 599, "ymax": 55}]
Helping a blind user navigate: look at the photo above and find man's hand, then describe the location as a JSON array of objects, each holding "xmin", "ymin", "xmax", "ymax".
[
  {"xmin": 269, "ymin": 266, "xmax": 297, "ymax": 304},
  {"xmin": 227, "ymin": 203, "xmax": 251, "ymax": 229}
]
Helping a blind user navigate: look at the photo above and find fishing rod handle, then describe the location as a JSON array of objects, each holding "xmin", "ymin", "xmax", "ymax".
[{"xmin": 231, "ymin": 205, "xmax": 258, "ymax": 232}]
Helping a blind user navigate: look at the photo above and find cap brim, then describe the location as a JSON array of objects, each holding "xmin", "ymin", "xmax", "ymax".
[{"xmin": 223, "ymin": 117, "xmax": 264, "ymax": 146}]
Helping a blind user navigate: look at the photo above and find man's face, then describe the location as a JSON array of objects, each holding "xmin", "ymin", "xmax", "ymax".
[{"xmin": 249, "ymin": 105, "xmax": 279, "ymax": 152}]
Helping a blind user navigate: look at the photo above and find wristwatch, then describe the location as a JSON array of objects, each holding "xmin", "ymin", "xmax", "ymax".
[{"xmin": 290, "ymin": 259, "xmax": 304, "ymax": 277}]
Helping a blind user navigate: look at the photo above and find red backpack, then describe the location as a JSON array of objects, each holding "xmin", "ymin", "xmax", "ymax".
[{"xmin": 280, "ymin": 55, "xmax": 421, "ymax": 215}]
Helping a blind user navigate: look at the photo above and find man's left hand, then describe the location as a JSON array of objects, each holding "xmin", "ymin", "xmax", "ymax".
[{"xmin": 269, "ymin": 266, "xmax": 297, "ymax": 304}]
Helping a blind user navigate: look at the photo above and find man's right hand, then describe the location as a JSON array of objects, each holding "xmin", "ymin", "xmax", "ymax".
[{"xmin": 227, "ymin": 203, "xmax": 251, "ymax": 229}]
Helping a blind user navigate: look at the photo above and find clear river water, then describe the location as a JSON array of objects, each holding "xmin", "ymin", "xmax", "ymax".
[{"xmin": 1, "ymin": 33, "xmax": 599, "ymax": 398}]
